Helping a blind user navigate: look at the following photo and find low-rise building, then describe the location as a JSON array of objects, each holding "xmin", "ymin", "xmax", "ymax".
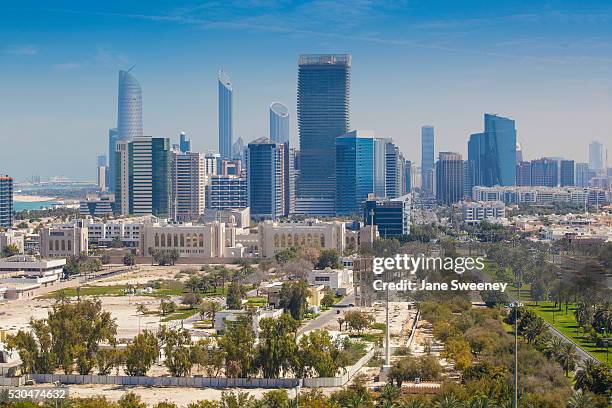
[
  {"xmin": 139, "ymin": 220, "xmax": 244, "ymax": 258},
  {"xmin": 472, "ymin": 186, "xmax": 608, "ymax": 206},
  {"xmin": 258, "ymin": 219, "xmax": 346, "ymax": 258},
  {"xmin": 213, "ymin": 308, "xmax": 283, "ymax": 335},
  {"xmin": 79, "ymin": 194, "xmax": 115, "ymax": 217},
  {"xmin": 307, "ymin": 268, "xmax": 353, "ymax": 295},
  {"xmin": 307, "ymin": 284, "xmax": 326, "ymax": 308},
  {"xmin": 461, "ymin": 201, "xmax": 506, "ymax": 224},
  {"xmin": 39, "ymin": 226, "xmax": 88, "ymax": 258},
  {"xmin": 0, "ymin": 255, "xmax": 65, "ymax": 300},
  {"xmin": 0, "ymin": 231, "xmax": 25, "ymax": 254},
  {"xmin": 363, "ymin": 194, "xmax": 412, "ymax": 237},
  {"xmin": 203, "ymin": 207, "xmax": 250, "ymax": 230}
]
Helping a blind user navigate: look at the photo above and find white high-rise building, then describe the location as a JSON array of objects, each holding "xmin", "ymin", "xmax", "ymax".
[
  {"xmin": 117, "ymin": 69, "xmax": 143, "ymax": 140},
  {"xmin": 589, "ymin": 140, "xmax": 605, "ymax": 173},
  {"xmin": 172, "ymin": 152, "xmax": 206, "ymax": 221},
  {"xmin": 270, "ymin": 102, "xmax": 289, "ymax": 144}
]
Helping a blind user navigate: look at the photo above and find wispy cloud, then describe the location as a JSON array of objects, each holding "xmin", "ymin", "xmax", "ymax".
[{"xmin": 4, "ymin": 44, "xmax": 38, "ymax": 56}]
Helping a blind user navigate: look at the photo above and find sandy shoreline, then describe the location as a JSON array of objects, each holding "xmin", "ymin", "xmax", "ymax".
[{"xmin": 13, "ymin": 194, "xmax": 59, "ymax": 202}]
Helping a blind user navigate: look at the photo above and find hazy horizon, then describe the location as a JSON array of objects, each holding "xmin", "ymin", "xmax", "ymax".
[{"xmin": 1, "ymin": 0, "xmax": 612, "ymax": 181}]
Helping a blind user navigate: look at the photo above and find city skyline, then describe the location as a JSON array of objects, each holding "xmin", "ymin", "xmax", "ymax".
[{"xmin": 2, "ymin": 1, "xmax": 612, "ymax": 180}]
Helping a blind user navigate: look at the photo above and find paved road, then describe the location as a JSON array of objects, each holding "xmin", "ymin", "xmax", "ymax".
[{"xmin": 297, "ymin": 293, "xmax": 355, "ymax": 335}]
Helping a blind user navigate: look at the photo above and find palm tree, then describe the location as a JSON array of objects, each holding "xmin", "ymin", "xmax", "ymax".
[
  {"xmin": 567, "ymin": 391, "xmax": 595, "ymax": 408},
  {"xmin": 199, "ymin": 300, "xmax": 221, "ymax": 328},
  {"xmin": 556, "ymin": 343, "xmax": 578, "ymax": 376},
  {"xmin": 434, "ymin": 395, "xmax": 463, "ymax": 408},
  {"xmin": 465, "ymin": 396, "xmax": 491, "ymax": 408},
  {"xmin": 136, "ymin": 303, "xmax": 147, "ymax": 315},
  {"xmin": 524, "ymin": 318, "xmax": 547, "ymax": 344},
  {"xmin": 400, "ymin": 399, "xmax": 429, "ymax": 408},
  {"xmin": 337, "ymin": 317, "xmax": 345, "ymax": 331},
  {"xmin": 544, "ymin": 337, "xmax": 564, "ymax": 359}
]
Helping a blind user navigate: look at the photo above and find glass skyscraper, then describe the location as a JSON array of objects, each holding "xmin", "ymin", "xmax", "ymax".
[
  {"xmin": 270, "ymin": 102, "xmax": 289, "ymax": 145},
  {"xmin": 0, "ymin": 176, "xmax": 13, "ymax": 229},
  {"xmin": 247, "ymin": 138, "xmax": 285, "ymax": 220},
  {"xmin": 335, "ymin": 130, "xmax": 376, "ymax": 216},
  {"xmin": 575, "ymin": 163, "xmax": 590, "ymax": 187},
  {"xmin": 297, "ymin": 54, "xmax": 351, "ymax": 203},
  {"xmin": 421, "ymin": 126, "xmax": 435, "ymax": 192},
  {"xmin": 560, "ymin": 160, "xmax": 575, "ymax": 187},
  {"xmin": 117, "ymin": 69, "xmax": 143, "ymax": 140},
  {"xmin": 589, "ymin": 140, "xmax": 604, "ymax": 173},
  {"xmin": 483, "ymin": 114, "xmax": 517, "ymax": 186},
  {"xmin": 218, "ymin": 71, "xmax": 233, "ymax": 160},
  {"xmin": 435, "ymin": 152, "xmax": 464, "ymax": 205}
]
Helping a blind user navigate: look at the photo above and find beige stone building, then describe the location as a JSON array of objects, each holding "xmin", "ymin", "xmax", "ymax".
[
  {"xmin": 139, "ymin": 221, "xmax": 243, "ymax": 258},
  {"xmin": 40, "ymin": 226, "xmax": 88, "ymax": 258},
  {"xmin": 258, "ymin": 219, "xmax": 346, "ymax": 258}
]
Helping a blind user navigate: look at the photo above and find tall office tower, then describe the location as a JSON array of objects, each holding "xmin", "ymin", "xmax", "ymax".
[
  {"xmin": 218, "ymin": 71, "xmax": 233, "ymax": 160},
  {"xmin": 560, "ymin": 160, "xmax": 575, "ymax": 187},
  {"xmin": 516, "ymin": 161, "xmax": 532, "ymax": 186},
  {"xmin": 530, "ymin": 158, "xmax": 558, "ymax": 187},
  {"xmin": 516, "ymin": 142, "xmax": 523, "ymax": 163},
  {"xmin": 206, "ymin": 175, "xmax": 248, "ymax": 210},
  {"xmin": 385, "ymin": 142, "xmax": 404, "ymax": 199},
  {"xmin": 97, "ymin": 154, "xmax": 108, "ymax": 192},
  {"xmin": 97, "ymin": 166, "xmax": 107, "ymax": 192},
  {"xmin": 421, "ymin": 126, "xmax": 435, "ymax": 192},
  {"xmin": 247, "ymin": 138, "xmax": 285, "ymax": 219},
  {"xmin": 107, "ymin": 128, "xmax": 119, "ymax": 192},
  {"xmin": 204, "ymin": 153, "xmax": 220, "ymax": 176},
  {"xmin": 172, "ymin": 151, "xmax": 205, "ymax": 221},
  {"xmin": 335, "ymin": 130, "xmax": 379, "ymax": 215},
  {"xmin": 116, "ymin": 137, "xmax": 171, "ymax": 217},
  {"xmin": 404, "ymin": 160, "xmax": 412, "ymax": 193},
  {"xmin": 435, "ymin": 152, "xmax": 464, "ymax": 205},
  {"xmin": 483, "ymin": 114, "xmax": 517, "ymax": 186},
  {"xmin": 589, "ymin": 140, "xmax": 604, "ymax": 173},
  {"xmin": 297, "ymin": 54, "xmax": 351, "ymax": 208},
  {"xmin": 286, "ymin": 148, "xmax": 299, "ymax": 215},
  {"xmin": 575, "ymin": 163, "xmax": 590, "ymax": 187},
  {"xmin": 462, "ymin": 161, "xmax": 473, "ymax": 199},
  {"xmin": 372, "ymin": 138, "xmax": 388, "ymax": 198},
  {"xmin": 270, "ymin": 102, "xmax": 290, "ymax": 144},
  {"xmin": 232, "ymin": 137, "xmax": 245, "ymax": 161},
  {"xmin": 114, "ymin": 140, "xmax": 130, "ymax": 214},
  {"xmin": 467, "ymin": 132, "xmax": 485, "ymax": 188},
  {"xmin": 0, "ymin": 176, "xmax": 13, "ymax": 229},
  {"xmin": 117, "ymin": 69, "xmax": 143, "ymax": 140},
  {"xmin": 179, "ymin": 132, "xmax": 191, "ymax": 153}
]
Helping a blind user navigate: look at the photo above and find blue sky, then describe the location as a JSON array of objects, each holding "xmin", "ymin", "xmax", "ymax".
[{"xmin": 1, "ymin": 0, "xmax": 612, "ymax": 181}]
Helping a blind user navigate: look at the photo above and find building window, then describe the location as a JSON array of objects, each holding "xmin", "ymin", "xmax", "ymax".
[
  {"xmin": 68, "ymin": 240, "xmax": 72, "ymax": 251},
  {"xmin": 199, "ymin": 234, "xmax": 204, "ymax": 247},
  {"xmin": 180, "ymin": 234, "xmax": 185, "ymax": 247},
  {"xmin": 155, "ymin": 233, "xmax": 159, "ymax": 247}
]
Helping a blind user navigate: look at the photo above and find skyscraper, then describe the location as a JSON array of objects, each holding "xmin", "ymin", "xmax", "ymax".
[
  {"xmin": 530, "ymin": 158, "xmax": 558, "ymax": 187},
  {"xmin": 483, "ymin": 114, "xmax": 517, "ymax": 186},
  {"xmin": 385, "ymin": 142, "xmax": 405, "ymax": 199},
  {"xmin": 421, "ymin": 126, "xmax": 435, "ymax": 192},
  {"xmin": 373, "ymin": 138, "xmax": 387, "ymax": 198},
  {"xmin": 247, "ymin": 138, "xmax": 285, "ymax": 220},
  {"xmin": 270, "ymin": 102, "xmax": 290, "ymax": 145},
  {"xmin": 560, "ymin": 160, "xmax": 575, "ymax": 187},
  {"xmin": 0, "ymin": 176, "xmax": 13, "ymax": 229},
  {"xmin": 218, "ymin": 71, "xmax": 233, "ymax": 160},
  {"xmin": 115, "ymin": 137, "xmax": 171, "ymax": 217},
  {"xmin": 435, "ymin": 152, "xmax": 464, "ymax": 205},
  {"xmin": 117, "ymin": 69, "xmax": 143, "ymax": 140},
  {"xmin": 107, "ymin": 128, "xmax": 119, "ymax": 192},
  {"xmin": 467, "ymin": 132, "xmax": 485, "ymax": 193},
  {"xmin": 589, "ymin": 140, "xmax": 604, "ymax": 173},
  {"xmin": 172, "ymin": 151, "xmax": 205, "ymax": 221},
  {"xmin": 179, "ymin": 132, "xmax": 191, "ymax": 153},
  {"xmin": 297, "ymin": 54, "xmax": 351, "ymax": 208},
  {"xmin": 335, "ymin": 130, "xmax": 375, "ymax": 215},
  {"xmin": 516, "ymin": 161, "xmax": 532, "ymax": 186},
  {"xmin": 516, "ymin": 142, "xmax": 524, "ymax": 163},
  {"xmin": 575, "ymin": 163, "xmax": 590, "ymax": 187}
]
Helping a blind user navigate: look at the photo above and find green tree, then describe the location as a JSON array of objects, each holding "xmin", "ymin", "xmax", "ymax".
[
  {"xmin": 118, "ymin": 392, "xmax": 147, "ymax": 408},
  {"xmin": 1, "ymin": 243, "xmax": 20, "ymax": 257},
  {"xmin": 199, "ymin": 300, "xmax": 222, "ymax": 328},
  {"xmin": 254, "ymin": 314, "xmax": 299, "ymax": 378},
  {"xmin": 295, "ymin": 330, "xmax": 344, "ymax": 378},
  {"xmin": 279, "ymin": 280, "xmax": 309, "ymax": 320},
  {"xmin": 344, "ymin": 310, "xmax": 374, "ymax": 335},
  {"xmin": 123, "ymin": 252, "xmax": 136, "ymax": 266},
  {"xmin": 217, "ymin": 315, "xmax": 256, "ymax": 378},
  {"xmin": 225, "ymin": 282, "xmax": 244, "ymax": 309},
  {"xmin": 95, "ymin": 347, "xmax": 123, "ymax": 375},
  {"xmin": 315, "ymin": 249, "xmax": 341, "ymax": 269},
  {"xmin": 124, "ymin": 331, "xmax": 159, "ymax": 376},
  {"xmin": 157, "ymin": 326, "xmax": 193, "ymax": 377}
]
